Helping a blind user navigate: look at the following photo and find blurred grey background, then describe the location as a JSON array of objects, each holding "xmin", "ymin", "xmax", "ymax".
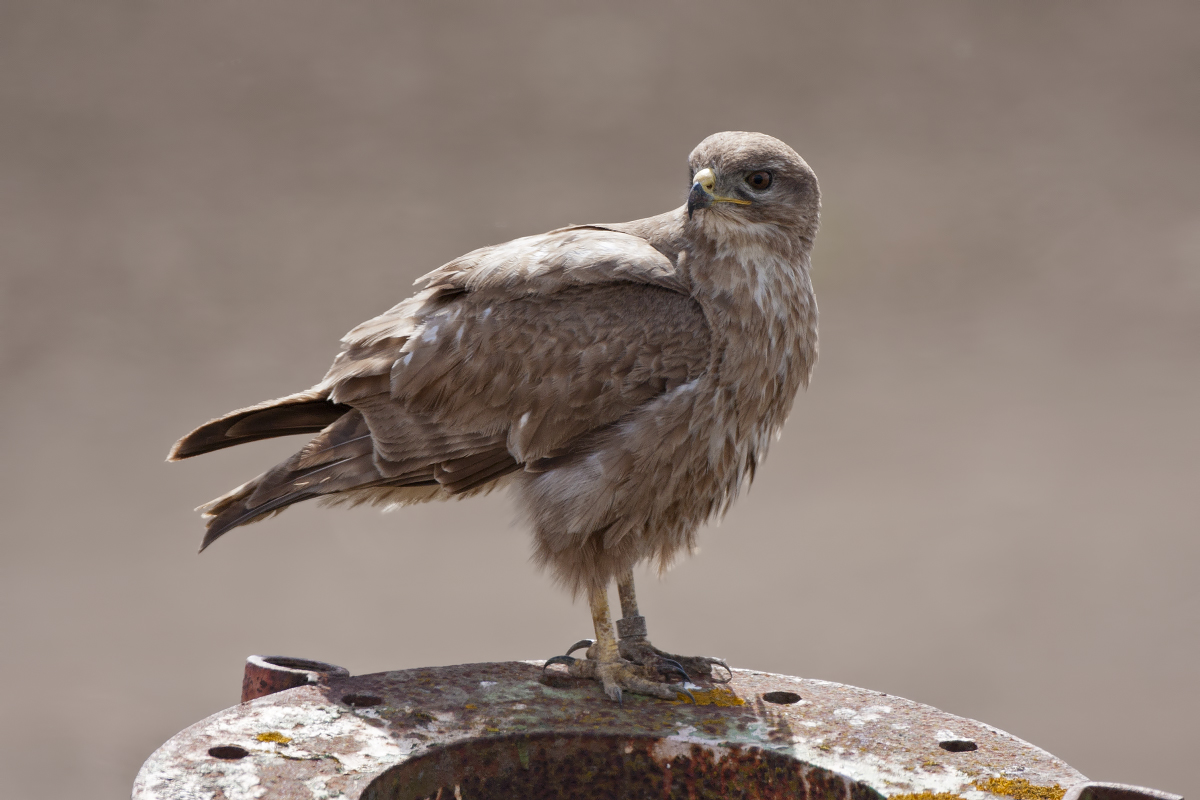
[{"xmin": 1, "ymin": 1, "xmax": 1196, "ymax": 798}]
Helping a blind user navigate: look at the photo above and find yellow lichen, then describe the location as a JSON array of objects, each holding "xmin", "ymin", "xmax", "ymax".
[
  {"xmin": 976, "ymin": 777, "xmax": 1065, "ymax": 800},
  {"xmin": 674, "ymin": 687, "xmax": 746, "ymax": 707},
  {"xmin": 256, "ymin": 731, "xmax": 292, "ymax": 744},
  {"xmin": 463, "ymin": 704, "xmax": 478, "ymax": 710},
  {"xmin": 889, "ymin": 792, "xmax": 963, "ymax": 800}
]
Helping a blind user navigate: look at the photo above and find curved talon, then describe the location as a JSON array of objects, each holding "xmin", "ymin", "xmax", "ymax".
[
  {"xmin": 542, "ymin": 655, "xmax": 577, "ymax": 673},
  {"xmin": 565, "ymin": 638, "xmax": 595, "ymax": 657},
  {"xmin": 673, "ymin": 685, "xmax": 696, "ymax": 704},
  {"xmin": 659, "ymin": 658, "xmax": 691, "ymax": 682},
  {"xmin": 708, "ymin": 659, "xmax": 733, "ymax": 683}
]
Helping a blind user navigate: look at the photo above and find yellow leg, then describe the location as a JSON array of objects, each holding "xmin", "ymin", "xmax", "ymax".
[
  {"xmin": 613, "ymin": 569, "xmax": 731, "ymax": 684},
  {"xmin": 544, "ymin": 582, "xmax": 687, "ymax": 704},
  {"xmin": 589, "ymin": 581, "xmax": 621, "ymax": 664}
]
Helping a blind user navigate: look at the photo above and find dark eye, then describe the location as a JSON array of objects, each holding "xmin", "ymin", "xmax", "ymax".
[{"xmin": 746, "ymin": 171, "xmax": 772, "ymax": 190}]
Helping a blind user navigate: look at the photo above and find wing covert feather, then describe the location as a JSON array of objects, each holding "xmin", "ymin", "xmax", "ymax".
[
  {"xmin": 318, "ymin": 227, "xmax": 710, "ymax": 468},
  {"xmin": 389, "ymin": 283, "xmax": 710, "ymax": 462}
]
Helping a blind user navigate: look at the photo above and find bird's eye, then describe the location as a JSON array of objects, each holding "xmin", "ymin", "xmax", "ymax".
[{"xmin": 746, "ymin": 171, "xmax": 772, "ymax": 190}]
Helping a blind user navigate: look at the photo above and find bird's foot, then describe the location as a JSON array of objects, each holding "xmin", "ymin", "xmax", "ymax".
[
  {"xmin": 543, "ymin": 654, "xmax": 692, "ymax": 705},
  {"xmin": 562, "ymin": 636, "xmax": 731, "ymax": 684},
  {"xmin": 620, "ymin": 637, "xmax": 732, "ymax": 683}
]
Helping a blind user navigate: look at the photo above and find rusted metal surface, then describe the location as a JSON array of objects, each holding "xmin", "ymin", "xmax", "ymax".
[
  {"xmin": 1062, "ymin": 783, "xmax": 1183, "ymax": 800},
  {"xmin": 135, "ymin": 659, "xmax": 1140, "ymax": 800},
  {"xmin": 242, "ymin": 655, "xmax": 351, "ymax": 703}
]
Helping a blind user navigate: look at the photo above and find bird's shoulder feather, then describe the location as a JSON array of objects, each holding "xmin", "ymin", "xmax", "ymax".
[
  {"xmin": 418, "ymin": 225, "xmax": 688, "ymax": 297},
  {"xmin": 320, "ymin": 225, "xmax": 710, "ymax": 464}
]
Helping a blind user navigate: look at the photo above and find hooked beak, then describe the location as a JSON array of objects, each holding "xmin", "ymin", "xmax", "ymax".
[{"xmin": 687, "ymin": 167, "xmax": 751, "ymax": 219}]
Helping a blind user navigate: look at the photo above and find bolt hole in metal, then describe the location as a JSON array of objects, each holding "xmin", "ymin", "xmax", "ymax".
[
  {"xmin": 208, "ymin": 746, "xmax": 249, "ymax": 760},
  {"xmin": 361, "ymin": 733, "xmax": 881, "ymax": 800},
  {"xmin": 342, "ymin": 693, "xmax": 384, "ymax": 708},
  {"xmin": 939, "ymin": 739, "xmax": 979, "ymax": 752},
  {"xmin": 761, "ymin": 691, "xmax": 802, "ymax": 704},
  {"xmin": 936, "ymin": 730, "xmax": 979, "ymax": 752}
]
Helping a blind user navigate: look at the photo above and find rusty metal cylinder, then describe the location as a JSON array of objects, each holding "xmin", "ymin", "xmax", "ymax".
[
  {"xmin": 135, "ymin": 659, "xmax": 1184, "ymax": 800},
  {"xmin": 240, "ymin": 654, "xmax": 350, "ymax": 702}
]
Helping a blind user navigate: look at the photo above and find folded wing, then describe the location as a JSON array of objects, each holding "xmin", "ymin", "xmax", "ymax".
[{"xmin": 172, "ymin": 226, "xmax": 710, "ymax": 549}]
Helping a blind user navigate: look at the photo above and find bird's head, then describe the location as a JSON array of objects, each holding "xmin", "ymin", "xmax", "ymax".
[{"xmin": 685, "ymin": 131, "xmax": 819, "ymax": 244}]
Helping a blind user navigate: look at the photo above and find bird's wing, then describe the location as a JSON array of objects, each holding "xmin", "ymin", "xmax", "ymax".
[
  {"xmin": 322, "ymin": 226, "xmax": 710, "ymax": 467},
  {"xmin": 419, "ymin": 225, "xmax": 687, "ymax": 297},
  {"xmin": 185, "ymin": 226, "xmax": 708, "ymax": 550}
]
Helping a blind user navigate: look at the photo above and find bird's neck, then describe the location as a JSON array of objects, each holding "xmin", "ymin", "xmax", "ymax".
[
  {"xmin": 686, "ymin": 219, "xmax": 819, "ymax": 437},
  {"xmin": 615, "ymin": 207, "xmax": 818, "ymax": 491},
  {"xmin": 612, "ymin": 206, "xmax": 818, "ymax": 403}
]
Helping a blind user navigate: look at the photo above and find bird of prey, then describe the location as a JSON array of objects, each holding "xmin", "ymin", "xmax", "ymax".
[{"xmin": 170, "ymin": 131, "xmax": 820, "ymax": 703}]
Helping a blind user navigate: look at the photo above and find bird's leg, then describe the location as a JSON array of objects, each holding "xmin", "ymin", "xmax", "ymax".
[
  {"xmin": 544, "ymin": 583, "xmax": 687, "ymax": 704},
  {"xmin": 614, "ymin": 568, "xmax": 732, "ymax": 683}
]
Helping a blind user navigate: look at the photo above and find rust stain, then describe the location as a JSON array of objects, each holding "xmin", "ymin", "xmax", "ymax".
[
  {"xmin": 673, "ymin": 686, "xmax": 746, "ymax": 706},
  {"xmin": 135, "ymin": 662, "xmax": 1091, "ymax": 800}
]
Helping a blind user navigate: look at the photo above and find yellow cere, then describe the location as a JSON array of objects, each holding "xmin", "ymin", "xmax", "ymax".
[{"xmin": 256, "ymin": 731, "xmax": 292, "ymax": 744}]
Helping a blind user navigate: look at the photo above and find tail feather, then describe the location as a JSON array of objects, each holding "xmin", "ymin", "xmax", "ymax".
[
  {"xmin": 197, "ymin": 409, "xmax": 391, "ymax": 550},
  {"xmin": 168, "ymin": 389, "xmax": 350, "ymax": 461},
  {"xmin": 198, "ymin": 488, "xmax": 314, "ymax": 552},
  {"xmin": 180, "ymin": 395, "xmax": 520, "ymax": 552}
]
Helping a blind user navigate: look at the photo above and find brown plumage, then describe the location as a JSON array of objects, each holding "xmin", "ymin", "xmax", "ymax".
[{"xmin": 170, "ymin": 131, "xmax": 819, "ymax": 702}]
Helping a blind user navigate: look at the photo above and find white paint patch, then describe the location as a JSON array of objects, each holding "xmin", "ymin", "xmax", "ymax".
[
  {"xmin": 133, "ymin": 700, "xmax": 412, "ymax": 800},
  {"xmin": 787, "ymin": 738, "xmax": 979, "ymax": 797},
  {"xmin": 209, "ymin": 759, "xmax": 265, "ymax": 800},
  {"xmin": 330, "ymin": 728, "xmax": 410, "ymax": 773},
  {"xmin": 304, "ymin": 775, "xmax": 334, "ymax": 800},
  {"xmin": 651, "ymin": 728, "xmax": 728, "ymax": 764},
  {"xmin": 833, "ymin": 704, "xmax": 893, "ymax": 726}
]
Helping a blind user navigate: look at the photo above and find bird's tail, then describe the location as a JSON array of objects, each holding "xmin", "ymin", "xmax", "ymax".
[
  {"xmin": 167, "ymin": 388, "xmax": 351, "ymax": 461},
  {"xmin": 168, "ymin": 388, "xmax": 375, "ymax": 551},
  {"xmin": 193, "ymin": 408, "xmax": 405, "ymax": 551},
  {"xmin": 170, "ymin": 388, "xmax": 508, "ymax": 551}
]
